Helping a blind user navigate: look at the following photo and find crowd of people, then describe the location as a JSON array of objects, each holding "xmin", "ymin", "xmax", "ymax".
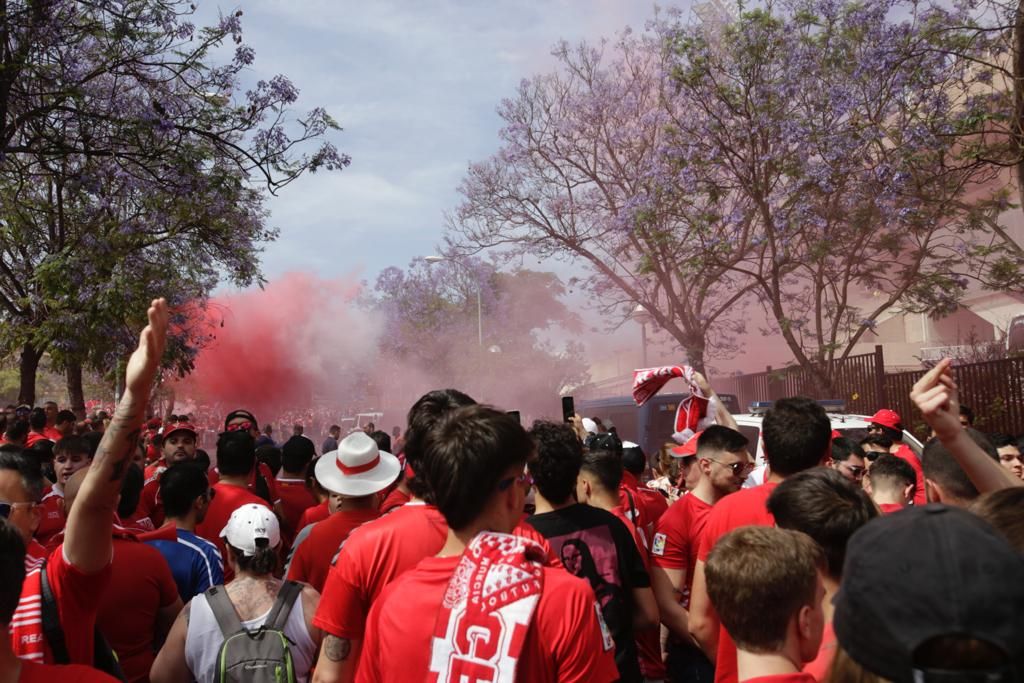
[{"xmin": 1, "ymin": 299, "xmax": 1022, "ymax": 683}]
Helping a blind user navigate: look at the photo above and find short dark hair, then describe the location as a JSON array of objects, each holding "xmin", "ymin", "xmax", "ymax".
[
  {"xmin": 228, "ymin": 543, "xmax": 278, "ymax": 575},
  {"xmin": 922, "ymin": 428, "xmax": 996, "ymax": 502},
  {"xmin": 255, "ymin": 444, "xmax": 283, "ymax": 476},
  {"xmin": 767, "ymin": 467, "xmax": 877, "ymax": 579},
  {"xmin": 697, "ymin": 425, "xmax": 749, "ymax": 459},
  {"xmin": 959, "ymin": 404, "xmax": 974, "ymax": 425},
  {"xmin": 369, "ymin": 430, "xmax": 392, "ymax": 454},
  {"xmin": 830, "ymin": 437, "xmax": 865, "ymax": 464},
  {"xmin": 620, "ymin": 443, "xmax": 645, "ymax": 476},
  {"xmin": 581, "ymin": 449, "xmax": 624, "ymax": 493},
  {"xmin": 82, "ymin": 431, "xmax": 103, "ymax": 457},
  {"xmin": 859, "ymin": 433, "xmax": 893, "ymax": 456},
  {"xmin": 969, "ymin": 488, "xmax": 1024, "ymax": 553},
  {"xmin": 329, "ymin": 424, "xmax": 341, "ymax": 433},
  {"xmin": 761, "ymin": 397, "xmax": 831, "ymax": 476},
  {"xmin": 28, "ymin": 408, "xmax": 46, "ymax": 430},
  {"xmin": 54, "ymin": 436, "xmax": 91, "ymax": 457},
  {"xmin": 528, "ymin": 420, "xmax": 583, "ymax": 505},
  {"xmin": 118, "ymin": 464, "xmax": 145, "ymax": 519},
  {"xmin": 194, "ymin": 449, "xmax": 211, "ymax": 472},
  {"xmin": 0, "ymin": 519, "xmax": 26, "ymax": 624},
  {"xmin": 3, "ymin": 420, "xmax": 28, "ymax": 442},
  {"xmin": 420, "ymin": 405, "xmax": 533, "ymax": 530},
  {"xmin": 988, "ymin": 433, "xmax": 1016, "ymax": 449},
  {"xmin": 868, "ymin": 454, "xmax": 916, "ymax": 495},
  {"xmin": 56, "ymin": 410, "xmax": 76, "ymax": 425},
  {"xmin": 0, "ymin": 450, "xmax": 43, "ymax": 501},
  {"xmin": 161, "ymin": 462, "xmax": 211, "ymax": 518},
  {"xmin": 705, "ymin": 526, "xmax": 824, "ymax": 653},
  {"xmin": 216, "ymin": 430, "xmax": 256, "ymax": 476},
  {"xmin": 281, "ymin": 437, "xmax": 314, "ymax": 473},
  {"xmin": 404, "ymin": 389, "xmax": 476, "ymax": 501}
]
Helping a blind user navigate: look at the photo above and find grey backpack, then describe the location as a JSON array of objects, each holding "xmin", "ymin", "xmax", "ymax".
[{"xmin": 205, "ymin": 580, "xmax": 302, "ymax": 683}]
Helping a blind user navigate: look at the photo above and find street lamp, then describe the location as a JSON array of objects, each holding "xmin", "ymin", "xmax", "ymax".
[
  {"xmin": 423, "ymin": 255, "xmax": 483, "ymax": 348},
  {"xmin": 631, "ymin": 304, "xmax": 653, "ymax": 367}
]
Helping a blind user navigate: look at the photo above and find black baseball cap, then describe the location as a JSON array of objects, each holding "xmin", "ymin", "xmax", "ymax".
[{"xmin": 834, "ymin": 504, "xmax": 1024, "ymax": 682}]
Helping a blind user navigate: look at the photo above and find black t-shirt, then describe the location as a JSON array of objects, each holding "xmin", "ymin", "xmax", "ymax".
[{"xmin": 527, "ymin": 503, "xmax": 649, "ymax": 683}]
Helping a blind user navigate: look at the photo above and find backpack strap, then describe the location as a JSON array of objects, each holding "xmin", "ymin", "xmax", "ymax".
[
  {"xmin": 264, "ymin": 580, "xmax": 302, "ymax": 631},
  {"xmin": 204, "ymin": 586, "xmax": 245, "ymax": 637},
  {"xmin": 39, "ymin": 559, "xmax": 71, "ymax": 664}
]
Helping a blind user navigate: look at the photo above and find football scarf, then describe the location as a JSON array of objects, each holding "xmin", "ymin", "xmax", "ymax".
[{"xmin": 633, "ymin": 364, "xmax": 715, "ymax": 443}]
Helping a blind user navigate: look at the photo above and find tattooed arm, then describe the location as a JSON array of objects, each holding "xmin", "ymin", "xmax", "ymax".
[
  {"xmin": 312, "ymin": 635, "xmax": 360, "ymax": 683},
  {"xmin": 65, "ymin": 299, "xmax": 168, "ymax": 573}
]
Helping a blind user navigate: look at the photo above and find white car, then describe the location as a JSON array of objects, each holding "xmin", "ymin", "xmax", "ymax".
[{"xmin": 731, "ymin": 406, "xmax": 925, "ymax": 487}]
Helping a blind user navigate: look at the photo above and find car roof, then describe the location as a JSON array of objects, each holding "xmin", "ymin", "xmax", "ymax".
[{"xmin": 733, "ymin": 413, "xmax": 873, "ymax": 429}]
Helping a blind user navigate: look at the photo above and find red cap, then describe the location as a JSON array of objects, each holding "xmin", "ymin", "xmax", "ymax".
[
  {"xmin": 869, "ymin": 409, "xmax": 902, "ymax": 430},
  {"xmin": 671, "ymin": 431, "xmax": 703, "ymax": 458},
  {"xmin": 831, "ymin": 429, "xmax": 843, "ymax": 440},
  {"xmin": 146, "ymin": 417, "xmax": 163, "ymax": 430},
  {"xmin": 163, "ymin": 422, "xmax": 198, "ymax": 439}
]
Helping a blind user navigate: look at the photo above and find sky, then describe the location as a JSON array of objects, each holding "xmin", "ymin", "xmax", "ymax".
[{"xmin": 213, "ymin": 0, "xmax": 662, "ymax": 283}]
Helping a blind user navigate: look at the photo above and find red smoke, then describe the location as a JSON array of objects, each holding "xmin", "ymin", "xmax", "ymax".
[{"xmin": 175, "ymin": 272, "xmax": 380, "ymax": 422}]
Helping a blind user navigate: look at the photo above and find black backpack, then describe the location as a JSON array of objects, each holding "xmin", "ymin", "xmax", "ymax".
[
  {"xmin": 205, "ymin": 580, "xmax": 302, "ymax": 683},
  {"xmin": 39, "ymin": 559, "xmax": 126, "ymax": 681}
]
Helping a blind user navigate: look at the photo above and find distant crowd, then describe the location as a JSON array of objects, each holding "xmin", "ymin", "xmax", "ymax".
[{"xmin": 1, "ymin": 299, "xmax": 1021, "ymax": 683}]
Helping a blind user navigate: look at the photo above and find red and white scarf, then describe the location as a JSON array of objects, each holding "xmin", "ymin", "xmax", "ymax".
[
  {"xmin": 429, "ymin": 532, "xmax": 546, "ymax": 682},
  {"xmin": 633, "ymin": 364, "xmax": 715, "ymax": 443}
]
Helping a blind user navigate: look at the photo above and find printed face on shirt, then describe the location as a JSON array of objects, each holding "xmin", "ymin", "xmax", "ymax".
[
  {"xmin": 163, "ymin": 432, "xmax": 197, "ymax": 464},
  {"xmin": 0, "ymin": 469, "xmax": 41, "ymax": 543},
  {"xmin": 55, "ymin": 450, "xmax": 91, "ymax": 485},
  {"xmin": 997, "ymin": 445, "xmax": 1024, "ymax": 480}
]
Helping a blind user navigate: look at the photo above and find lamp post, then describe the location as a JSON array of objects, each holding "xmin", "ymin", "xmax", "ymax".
[
  {"xmin": 423, "ymin": 255, "xmax": 483, "ymax": 348},
  {"xmin": 632, "ymin": 303, "xmax": 653, "ymax": 367}
]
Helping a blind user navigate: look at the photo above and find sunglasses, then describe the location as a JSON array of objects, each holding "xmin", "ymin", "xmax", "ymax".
[
  {"xmin": 0, "ymin": 501, "xmax": 38, "ymax": 519},
  {"xmin": 498, "ymin": 471, "xmax": 533, "ymax": 491},
  {"xmin": 225, "ymin": 421, "xmax": 254, "ymax": 433},
  {"xmin": 840, "ymin": 463, "xmax": 866, "ymax": 478},
  {"xmin": 703, "ymin": 457, "xmax": 754, "ymax": 476}
]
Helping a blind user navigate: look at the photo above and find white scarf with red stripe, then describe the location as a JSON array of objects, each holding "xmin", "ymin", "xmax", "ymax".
[
  {"xmin": 633, "ymin": 364, "xmax": 716, "ymax": 443},
  {"xmin": 429, "ymin": 532, "xmax": 546, "ymax": 682}
]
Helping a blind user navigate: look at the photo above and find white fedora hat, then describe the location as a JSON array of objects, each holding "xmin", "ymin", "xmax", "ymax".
[{"xmin": 315, "ymin": 431, "xmax": 401, "ymax": 497}]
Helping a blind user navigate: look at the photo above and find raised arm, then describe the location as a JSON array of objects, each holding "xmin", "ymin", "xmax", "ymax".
[
  {"xmin": 694, "ymin": 373, "xmax": 738, "ymax": 431},
  {"xmin": 911, "ymin": 359, "xmax": 1022, "ymax": 493},
  {"xmin": 64, "ymin": 299, "xmax": 168, "ymax": 573}
]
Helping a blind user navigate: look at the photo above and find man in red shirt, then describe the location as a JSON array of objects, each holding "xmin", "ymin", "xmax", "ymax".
[
  {"xmin": 863, "ymin": 454, "xmax": 915, "ymax": 514},
  {"xmin": 0, "ymin": 519, "xmax": 119, "ymax": 682},
  {"xmin": 195, "ymin": 429, "xmax": 273, "ymax": 583},
  {"xmin": 9, "ymin": 297, "xmax": 170, "ymax": 667},
  {"xmin": 287, "ymin": 431, "xmax": 399, "ymax": 592},
  {"xmin": 313, "ymin": 388, "xmax": 476, "ymax": 683},
  {"xmin": 62, "ymin": 468, "xmax": 183, "ymax": 683},
  {"xmin": 358, "ymin": 405, "xmax": 618, "ymax": 683},
  {"xmin": 866, "ymin": 409, "xmax": 926, "ymax": 505},
  {"xmin": 651, "ymin": 425, "xmax": 752, "ymax": 683},
  {"xmin": 135, "ymin": 422, "xmax": 199, "ymax": 528},
  {"xmin": 689, "ymin": 397, "xmax": 831, "ymax": 683},
  {"xmin": 765, "ymin": 469, "xmax": 877, "ymax": 682},
  {"xmin": 36, "ymin": 436, "xmax": 93, "ymax": 547},
  {"xmin": 618, "ymin": 440, "xmax": 668, "ymax": 542},
  {"xmin": 277, "ymin": 435, "xmax": 319, "ymax": 538},
  {"xmin": 705, "ymin": 526, "xmax": 826, "ymax": 683}
]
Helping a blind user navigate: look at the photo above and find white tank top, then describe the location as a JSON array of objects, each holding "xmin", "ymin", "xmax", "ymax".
[{"xmin": 184, "ymin": 587, "xmax": 317, "ymax": 683}]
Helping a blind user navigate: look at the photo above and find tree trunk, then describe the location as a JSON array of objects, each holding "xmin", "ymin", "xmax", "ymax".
[
  {"xmin": 684, "ymin": 344, "xmax": 707, "ymax": 376},
  {"xmin": 1015, "ymin": 0, "xmax": 1024, "ymax": 212},
  {"xmin": 66, "ymin": 358, "xmax": 86, "ymax": 419},
  {"xmin": 17, "ymin": 343, "xmax": 43, "ymax": 406}
]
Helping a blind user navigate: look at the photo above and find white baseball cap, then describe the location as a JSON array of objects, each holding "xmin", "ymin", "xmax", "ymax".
[
  {"xmin": 220, "ymin": 503, "xmax": 280, "ymax": 556},
  {"xmin": 315, "ymin": 431, "xmax": 401, "ymax": 497}
]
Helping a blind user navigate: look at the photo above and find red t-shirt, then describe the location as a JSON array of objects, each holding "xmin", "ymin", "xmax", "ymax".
[
  {"xmin": 618, "ymin": 472, "xmax": 669, "ymax": 542},
  {"xmin": 878, "ymin": 502, "xmax": 904, "ymax": 515},
  {"xmin": 744, "ymin": 674, "xmax": 817, "ymax": 683},
  {"xmin": 25, "ymin": 431, "xmax": 51, "ymax": 447},
  {"xmin": 893, "ymin": 444, "xmax": 926, "ymax": 506},
  {"xmin": 42, "ymin": 426, "xmax": 63, "ymax": 442},
  {"xmin": 276, "ymin": 477, "xmax": 317, "ymax": 536},
  {"xmin": 143, "ymin": 459, "xmax": 166, "ymax": 481},
  {"xmin": 356, "ymin": 555, "xmax": 619, "ymax": 683},
  {"xmin": 379, "ymin": 487, "xmax": 411, "ymax": 514},
  {"xmin": 297, "ymin": 501, "xmax": 330, "ymax": 532},
  {"xmin": 208, "ymin": 462, "xmax": 281, "ymax": 505},
  {"xmin": 697, "ymin": 482, "xmax": 779, "ymax": 683},
  {"xmin": 35, "ymin": 488, "xmax": 65, "ymax": 548},
  {"xmin": 652, "ymin": 492, "xmax": 714, "ymax": 610},
  {"xmin": 313, "ymin": 504, "xmax": 448, "ymax": 640},
  {"xmin": 97, "ymin": 538, "xmax": 179, "ymax": 683},
  {"xmin": 194, "ymin": 483, "xmax": 273, "ymax": 583},
  {"xmin": 25, "ymin": 539, "xmax": 49, "ymax": 573},
  {"xmin": 802, "ymin": 619, "xmax": 836, "ymax": 682},
  {"xmin": 287, "ymin": 507, "xmax": 381, "ymax": 592},
  {"xmin": 18, "ymin": 660, "xmax": 121, "ymax": 682},
  {"xmin": 136, "ymin": 470, "xmax": 166, "ymax": 529},
  {"xmin": 10, "ymin": 546, "xmax": 112, "ymax": 665}
]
